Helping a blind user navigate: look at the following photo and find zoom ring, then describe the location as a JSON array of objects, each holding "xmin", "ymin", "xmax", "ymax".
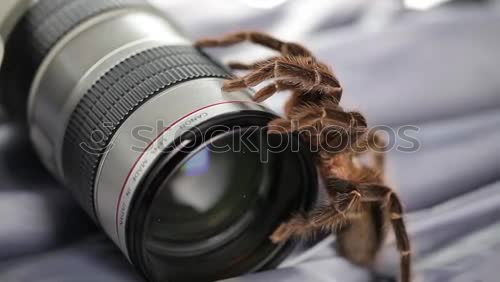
[{"xmin": 62, "ymin": 45, "xmax": 231, "ymax": 221}]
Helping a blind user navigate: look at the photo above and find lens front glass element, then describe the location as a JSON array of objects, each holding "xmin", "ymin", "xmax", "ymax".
[{"xmin": 147, "ymin": 132, "xmax": 268, "ymax": 243}]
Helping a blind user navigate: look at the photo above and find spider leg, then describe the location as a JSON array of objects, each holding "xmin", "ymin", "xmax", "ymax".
[
  {"xmin": 273, "ymin": 58, "xmax": 343, "ymax": 101},
  {"xmin": 222, "ymin": 61, "xmax": 276, "ymax": 91},
  {"xmin": 227, "ymin": 56, "xmax": 281, "ymax": 71},
  {"xmin": 270, "ymin": 191, "xmax": 360, "ymax": 242},
  {"xmin": 253, "ymin": 79, "xmax": 300, "ymax": 102},
  {"xmin": 253, "ymin": 82, "xmax": 280, "ymax": 102},
  {"xmin": 224, "ymin": 57, "xmax": 342, "ymax": 103},
  {"xmin": 227, "ymin": 61, "xmax": 252, "ymax": 70},
  {"xmin": 270, "ymin": 213, "xmax": 314, "ymax": 242},
  {"xmin": 358, "ymin": 184, "xmax": 412, "ymax": 282},
  {"xmin": 269, "ymin": 206, "xmax": 344, "ymax": 242},
  {"xmin": 195, "ymin": 31, "xmax": 313, "ymax": 57},
  {"xmin": 224, "ymin": 60, "xmax": 301, "ymax": 102}
]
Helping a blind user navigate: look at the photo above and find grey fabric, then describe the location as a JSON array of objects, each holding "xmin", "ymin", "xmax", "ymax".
[
  {"xmin": 0, "ymin": 235, "xmax": 141, "ymax": 282},
  {"xmin": 0, "ymin": 124, "xmax": 96, "ymax": 261},
  {"xmin": 1, "ymin": 1, "xmax": 499, "ymax": 281}
]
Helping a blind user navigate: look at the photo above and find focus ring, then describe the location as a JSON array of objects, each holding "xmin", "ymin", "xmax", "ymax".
[
  {"xmin": 26, "ymin": 0, "xmax": 147, "ymax": 65},
  {"xmin": 62, "ymin": 45, "xmax": 231, "ymax": 221}
]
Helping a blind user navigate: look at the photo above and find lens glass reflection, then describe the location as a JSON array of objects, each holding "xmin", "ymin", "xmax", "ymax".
[{"xmin": 147, "ymin": 133, "xmax": 266, "ymax": 242}]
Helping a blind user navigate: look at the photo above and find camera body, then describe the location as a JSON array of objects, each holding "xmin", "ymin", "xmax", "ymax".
[{"xmin": 0, "ymin": 1, "xmax": 318, "ymax": 281}]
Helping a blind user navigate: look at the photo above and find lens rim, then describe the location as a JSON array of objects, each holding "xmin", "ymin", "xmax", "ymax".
[{"xmin": 126, "ymin": 111, "xmax": 318, "ymax": 282}]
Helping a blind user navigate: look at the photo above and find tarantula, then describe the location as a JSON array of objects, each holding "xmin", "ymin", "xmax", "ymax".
[{"xmin": 195, "ymin": 31, "xmax": 411, "ymax": 282}]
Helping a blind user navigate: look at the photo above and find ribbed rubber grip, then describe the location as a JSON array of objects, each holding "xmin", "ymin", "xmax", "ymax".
[
  {"xmin": 62, "ymin": 45, "xmax": 231, "ymax": 221},
  {"xmin": 25, "ymin": 0, "xmax": 147, "ymax": 65}
]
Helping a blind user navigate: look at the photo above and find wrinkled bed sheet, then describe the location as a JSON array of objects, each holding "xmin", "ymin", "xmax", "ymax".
[{"xmin": 1, "ymin": 1, "xmax": 499, "ymax": 281}]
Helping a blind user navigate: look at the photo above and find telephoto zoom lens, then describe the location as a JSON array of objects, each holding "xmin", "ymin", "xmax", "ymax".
[{"xmin": 0, "ymin": 0, "xmax": 318, "ymax": 281}]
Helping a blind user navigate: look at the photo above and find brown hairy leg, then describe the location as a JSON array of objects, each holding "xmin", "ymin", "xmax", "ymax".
[
  {"xmin": 270, "ymin": 190, "xmax": 360, "ymax": 242},
  {"xmin": 357, "ymin": 183, "xmax": 412, "ymax": 282},
  {"xmin": 195, "ymin": 31, "xmax": 313, "ymax": 57},
  {"xmin": 226, "ymin": 58, "xmax": 280, "ymax": 70},
  {"xmin": 227, "ymin": 58, "xmax": 340, "ymax": 106},
  {"xmin": 221, "ymin": 56, "xmax": 342, "ymax": 102}
]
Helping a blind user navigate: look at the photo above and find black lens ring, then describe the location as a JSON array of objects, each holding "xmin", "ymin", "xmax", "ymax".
[{"xmin": 126, "ymin": 111, "xmax": 318, "ymax": 282}]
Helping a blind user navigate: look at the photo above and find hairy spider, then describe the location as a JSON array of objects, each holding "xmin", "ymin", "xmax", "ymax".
[{"xmin": 195, "ymin": 31, "xmax": 411, "ymax": 282}]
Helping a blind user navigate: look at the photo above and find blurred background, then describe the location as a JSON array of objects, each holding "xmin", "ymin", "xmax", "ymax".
[{"xmin": 1, "ymin": 0, "xmax": 499, "ymax": 281}]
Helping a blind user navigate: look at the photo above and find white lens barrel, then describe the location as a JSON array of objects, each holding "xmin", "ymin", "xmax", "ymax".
[{"xmin": 26, "ymin": 5, "xmax": 270, "ymax": 257}]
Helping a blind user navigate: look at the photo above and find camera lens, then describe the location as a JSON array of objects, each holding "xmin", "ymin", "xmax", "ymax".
[
  {"xmin": 129, "ymin": 124, "xmax": 315, "ymax": 281},
  {"xmin": 0, "ymin": 0, "xmax": 318, "ymax": 281}
]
